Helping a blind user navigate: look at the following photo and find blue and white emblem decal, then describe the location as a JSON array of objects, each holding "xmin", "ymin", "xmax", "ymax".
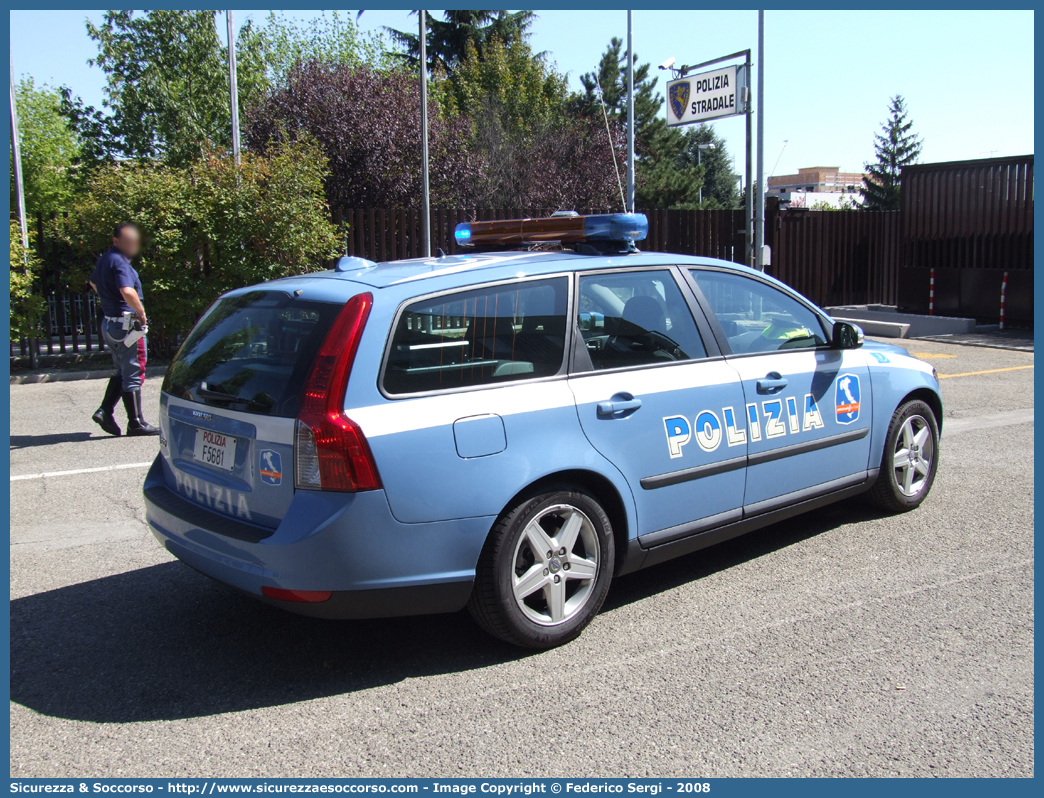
[
  {"xmin": 835, "ymin": 374, "xmax": 861, "ymax": 424},
  {"xmin": 259, "ymin": 449, "xmax": 282, "ymax": 485},
  {"xmin": 669, "ymin": 81, "xmax": 691, "ymax": 122},
  {"xmin": 869, "ymin": 352, "xmax": 890, "ymax": 363}
]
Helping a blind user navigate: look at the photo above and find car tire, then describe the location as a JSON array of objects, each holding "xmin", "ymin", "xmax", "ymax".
[
  {"xmin": 468, "ymin": 487, "xmax": 615, "ymax": 649},
  {"xmin": 867, "ymin": 399, "xmax": 940, "ymax": 513}
]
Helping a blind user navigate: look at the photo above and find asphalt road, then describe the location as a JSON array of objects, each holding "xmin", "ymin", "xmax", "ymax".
[{"xmin": 9, "ymin": 339, "xmax": 1034, "ymax": 778}]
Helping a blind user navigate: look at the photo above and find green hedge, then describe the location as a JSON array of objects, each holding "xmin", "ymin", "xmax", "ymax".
[{"xmin": 61, "ymin": 138, "xmax": 341, "ymax": 355}]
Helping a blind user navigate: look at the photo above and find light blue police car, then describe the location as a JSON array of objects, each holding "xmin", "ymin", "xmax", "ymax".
[{"xmin": 144, "ymin": 213, "xmax": 942, "ymax": 649}]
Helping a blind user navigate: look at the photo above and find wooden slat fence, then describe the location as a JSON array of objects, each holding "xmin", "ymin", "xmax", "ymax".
[
  {"xmin": 897, "ymin": 155, "xmax": 1034, "ymax": 325},
  {"xmin": 764, "ymin": 200, "xmax": 900, "ymax": 308},
  {"xmin": 16, "ymin": 204, "xmax": 910, "ymax": 356}
]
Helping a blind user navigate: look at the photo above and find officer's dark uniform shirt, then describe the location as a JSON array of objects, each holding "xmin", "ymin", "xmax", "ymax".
[{"xmin": 90, "ymin": 247, "xmax": 143, "ymax": 318}]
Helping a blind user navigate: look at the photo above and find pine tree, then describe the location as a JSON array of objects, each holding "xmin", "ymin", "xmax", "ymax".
[
  {"xmin": 861, "ymin": 95, "xmax": 922, "ymax": 211},
  {"xmin": 574, "ymin": 38, "xmax": 702, "ymax": 209},
  {"xmin": 386, "ymin": 10, "xmax": 535, "ymax": 73},
  {"xmin": 679, "ymin": 124, "xmax": 741, "ymax": 209}
]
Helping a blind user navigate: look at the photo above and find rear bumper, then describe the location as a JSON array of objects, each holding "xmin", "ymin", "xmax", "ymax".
[{"xmin": 142, "ymin": 457, "xmax": 492, "ymax": 619}]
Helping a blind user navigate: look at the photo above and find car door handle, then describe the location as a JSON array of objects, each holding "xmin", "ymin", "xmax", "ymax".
[
  {"xmin": 597, "ymin": 396, "xmax": 643, "ymax": 417},
  {"xmin": 756, "ymin": 372, "xmax": 788, "ymax": 394}
]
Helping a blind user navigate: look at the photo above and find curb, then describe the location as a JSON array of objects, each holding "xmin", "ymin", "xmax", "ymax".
[
  {"xmin": 910, "ymin": 335, "xmax": 1034, "ymax": 353},
  {"xmin": 11, "ymin": 365, "xmax": 168, "ymax": 385}
]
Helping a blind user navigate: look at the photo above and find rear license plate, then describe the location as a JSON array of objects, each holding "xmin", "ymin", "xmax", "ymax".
[{"xmin": 193, "ymin": 428, "xmax": 237, "ymax": 471}]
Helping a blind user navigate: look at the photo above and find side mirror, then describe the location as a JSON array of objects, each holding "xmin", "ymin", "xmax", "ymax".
[{"xmin": 832, "ymin": 320, "xmax": 864, "ymax": 349}]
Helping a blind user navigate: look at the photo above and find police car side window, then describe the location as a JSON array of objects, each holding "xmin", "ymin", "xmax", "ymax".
[
  {"xmin": 578, "ymin": 270, "xmax": 707, "ymax": 371},
  {"xmin": 691, "ymin": 270, "xmax": 828, "ymax": 354},
  {"xmin": 383, "ymin": 277, "xmax": 569, "ymax": 395}
]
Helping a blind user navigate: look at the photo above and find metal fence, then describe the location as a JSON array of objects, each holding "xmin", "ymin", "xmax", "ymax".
[{"xmin": 11, "ymin": 212, "xmax": 106, "ymax": 359}]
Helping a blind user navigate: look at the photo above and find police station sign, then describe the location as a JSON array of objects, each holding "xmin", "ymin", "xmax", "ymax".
[{"xmin": 666, "ymin": 65, "xmax": 747, "ymax": 126}]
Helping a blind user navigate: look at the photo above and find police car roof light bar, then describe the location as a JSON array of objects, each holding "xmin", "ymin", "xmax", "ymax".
[{"xmin": 454, "ymin": 213, "xmax": 648, "ymax": 250}]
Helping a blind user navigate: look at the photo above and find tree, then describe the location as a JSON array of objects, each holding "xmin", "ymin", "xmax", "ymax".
[
  {"xmin": 9, "ymin": 222, "xmax": 45, "ymax": 342},
  {"xmin": 260, "ymin": 11, "xmax": 391, "ymax": 85},
  {"xmin": 810, "ymin": 196, "xmax": 859, "ymax": 211},
  {"xmin": 576, "ymin": 38, "xmax": 701, "ymax": 209},
  {"xmin": 449, "ymin": 37, "xmax": 567, "ymax": 133},
  {"xmin": 386, "ymin": 10, "xmax": 536, "ymax": 73},
  {"xmin": 510, "ymin": 115, "xmax": 627, "ymax": 211},
  {"xmin": 62, "ymin": 139, "xmax": 340, "ymax": 352},
  {"xmin": 75, "ymin": 10, "xmax": 269, "ymax": 166},
  {"xmin": 861, "ymin": 94, "xmax": 922, "ymax": 211},
  {"xmin": 244, "ymin": 62, "xmax": 477, "ymax": 209},
  {"xmin": 678, "ymin": 125, "xmax": 742, "ymax": 209},
  {"xmin": 9, "ymin": 78, "xmax": 80, "ymax": 216},
  {"xmin": 444, "ymin": 36, "xmax": 623, "ymax": 210},
  {"xmin": 58, "ymin": 87, "xmax": 122, "ymax": 170},
  {"xmin": 575, "ymin": 38, "xmax": 659, "ymax": 146}
]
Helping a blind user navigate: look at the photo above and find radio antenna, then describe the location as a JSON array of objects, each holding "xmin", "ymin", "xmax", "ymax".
[{"xmin": 596, "ymin": 83, "xmax": 627, "ymax": 214}]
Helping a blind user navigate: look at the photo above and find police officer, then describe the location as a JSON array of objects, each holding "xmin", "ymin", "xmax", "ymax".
[{"xmin": 88, "ymin": 222, "xmax": 160, "ymax": 437}]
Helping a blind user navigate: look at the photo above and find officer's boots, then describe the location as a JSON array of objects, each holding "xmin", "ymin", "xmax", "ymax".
[
  {"xmin": 122, "ymin": 390, "xmax": 161, "ymax": 437},
  {"xmin": 91, "ymin": 375, "xmax": 123, "ymax": 436}
]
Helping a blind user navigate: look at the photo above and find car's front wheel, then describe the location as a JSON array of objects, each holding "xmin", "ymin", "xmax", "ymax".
[
  {"xmin": 468, "ymin": 487, "xmax": 615, "ymax": 649},
  {"xmin": 868, "ymin": 399, "xmax": 940, "ymax": 512}
]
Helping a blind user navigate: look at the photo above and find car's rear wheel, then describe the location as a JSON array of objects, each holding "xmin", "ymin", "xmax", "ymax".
[
  {"xmin": 867, "ymin": 399, "xmax": 940, "ymax": 512},
  {"xmin": 468, "ymin": 487, "xmax": 615, "ymax": 649}
]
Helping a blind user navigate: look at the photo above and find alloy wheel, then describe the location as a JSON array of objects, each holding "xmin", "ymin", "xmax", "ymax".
[
  {"xmin": 511, "ymin": 504, "xmax": 600, "ymax": 626},
  {"xmin": 893, "ymin": 414, "xmax": 934, "ymax": 497}
]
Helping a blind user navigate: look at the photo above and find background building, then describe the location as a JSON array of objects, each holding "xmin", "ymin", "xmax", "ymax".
[{"xmin": 769, "ymin": 166, "xmax": 866, "ymax": 194}]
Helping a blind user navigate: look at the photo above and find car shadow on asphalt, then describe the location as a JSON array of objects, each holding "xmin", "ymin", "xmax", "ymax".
[
  {"xmin": 603, "ymin": 497, "xmax": 890, "ymax": 611},
  {"xmin": 10, "ymin": 498, "xmax": 890, "ymax": 724}
]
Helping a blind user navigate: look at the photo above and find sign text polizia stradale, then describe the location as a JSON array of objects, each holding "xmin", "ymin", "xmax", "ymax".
[{"xmin": 667, "ymin": 65, "xmax": 747, "ymax": 127}]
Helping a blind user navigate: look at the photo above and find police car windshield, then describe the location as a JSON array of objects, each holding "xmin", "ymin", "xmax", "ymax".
[{"xmin": 163, "ymin": 291, "xmax": 340, "ymax": 417}]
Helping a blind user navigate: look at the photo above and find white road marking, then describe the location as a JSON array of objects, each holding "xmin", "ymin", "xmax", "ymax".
[
  {"xmin": 942, "ymin": 408, "xmax": 1034, "ymax": 437},
  {"xmin": 10, "ymin": 462, "xmax": 153, "ymax": 482}
]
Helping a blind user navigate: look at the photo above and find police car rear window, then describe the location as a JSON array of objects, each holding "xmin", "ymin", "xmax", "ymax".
[
  {"xmin": 383, "ymin": 277, "xmax": 569, "ymax": 395},
  {"xmin": 163, "ymin": 291, "xmax": 340, "ymax": 417}
]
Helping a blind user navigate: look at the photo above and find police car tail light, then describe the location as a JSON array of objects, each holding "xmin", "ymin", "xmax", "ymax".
[
  {"xmin": 295, "ymin": 292, "xmax": 382, "ymax": 492},
  {"xmin": 453, "ymin": 213, "xmax": 648, "ymax": 248}
]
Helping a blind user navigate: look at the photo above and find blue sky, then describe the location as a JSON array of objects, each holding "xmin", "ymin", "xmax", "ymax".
[{"xmin": 9, "ymin": 9, "xmax": 1035, "ymax": 184}]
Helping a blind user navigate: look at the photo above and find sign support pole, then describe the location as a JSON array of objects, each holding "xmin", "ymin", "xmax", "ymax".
[
  {"xmin": 744, "ymin": 51, "xmax": 753, "ymax": 268},
  {"xmin": 626, "ymin": 11, "xmax": 635, "ymax": 213},
  {"xmin": 663, "ymin": 48, "xmax": 752, "ymax": 264},
  {"xmin": 419, "ymin": 10, "xmax": 431, "ymax": 258},
  {"xmin": 754, "ymin": 10, "xmax": 766, "ymax": 271}
]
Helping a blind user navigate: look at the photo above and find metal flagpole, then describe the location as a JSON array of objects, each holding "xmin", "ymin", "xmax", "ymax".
[
  {"xmin": 754, "ymin": 10, "xmax": 766, "ymax": 271},
  {"xmin": 419, "ymin": 10, "xmax": 431, "ymax": 258},
  {"xmin": 226, "ymin": 11, "xmax": 241, "ymax": 164},
  {"xmin": 626, "ymin": 11, "xmax": 635, "ymax": 213},
  {"xmin": 11, "ymin": 59, "xmax": 37, "ymax": 368},
  {"xmin": 9, "ymin": 62, "xmax": 27, "ymax": 252}
]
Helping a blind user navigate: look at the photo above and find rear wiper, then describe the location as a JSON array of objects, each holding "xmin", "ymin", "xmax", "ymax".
[{"xmin": 196, "ymin": 386, "xmax": 270, "ymax": 411}]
